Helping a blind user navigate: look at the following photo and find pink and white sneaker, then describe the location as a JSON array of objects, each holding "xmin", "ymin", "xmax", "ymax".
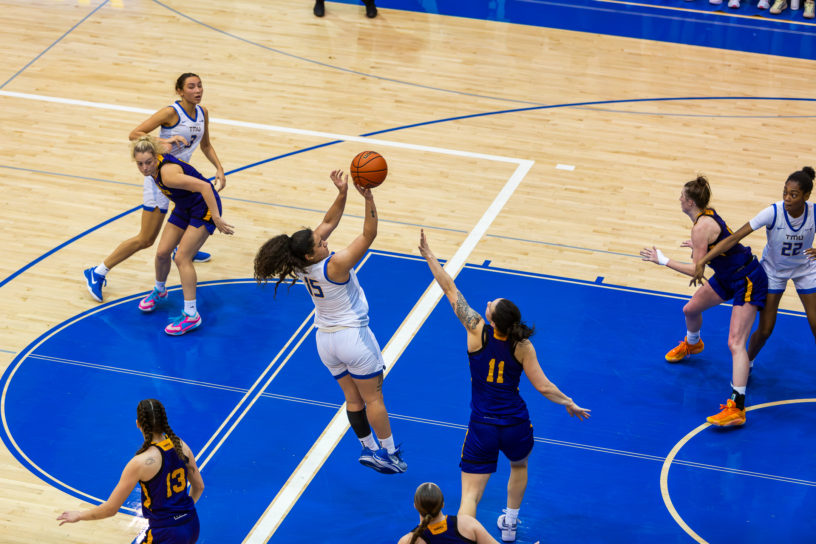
[
  {"xmin": 165, "ymin": 312, "xmax": 202, "ymax": 336},
  {"xmin": 139, "ymin": 287, "xmax": 168, "ymax": 312}
]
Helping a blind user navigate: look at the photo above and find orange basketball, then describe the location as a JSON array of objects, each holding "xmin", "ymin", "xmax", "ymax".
[{"xmin": 350, "ymin": 151, "xmax": 388, "ymax": 188}]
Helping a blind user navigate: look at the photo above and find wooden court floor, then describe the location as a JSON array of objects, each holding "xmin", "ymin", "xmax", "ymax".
[{"xmin": 1, "ymin": 0, "xmax": 815, "ymax": 542}]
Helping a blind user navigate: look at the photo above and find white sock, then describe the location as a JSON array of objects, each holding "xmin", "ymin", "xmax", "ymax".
[
  {"xmin": 94, "ymin": 263, "xmax": 110, "ymax": 276},
  {"xmin": 360, "ymin": 434, "xmax": 378, "ymax": 450},
  {"xmin": 380, "ymin": 435, "xmax": 396, "ymax": 454},
  {"xmin": 505, "ymin": 508, "xmax": 520, "ymax": 524},
  {"xmin": 184, "ymin": 299, "xmax": 197, "ymax": 316},
  {"xmin": 156, "ymin": 281, "xmax": 166, "ymax": 292},
  {"xmin": 732, "ymin": 384, "xmax": 746, "ymax": 395},
  {"xmin": 686, "ymin": 330, "xmax": 701, "ymax": 344}
]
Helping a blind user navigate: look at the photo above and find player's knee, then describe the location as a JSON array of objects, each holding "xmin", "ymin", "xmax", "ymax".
[
  {"xmin": 755, "ymin": 323, "xmax": 774, "ymax": 339},
  {"xmin": 135, "ymin": 235, "xmax": 157, "ymax": 250},
  {"xmin": 174, "ymin": 250, "xmax": 194, "ymax": 264},
  {"xmin": 726, "ymin": 336, "xmax": 747, "ymax": 355},
  {"xmin": 681, "ymin": 302, "xmax": 699, "ymax": 317}
]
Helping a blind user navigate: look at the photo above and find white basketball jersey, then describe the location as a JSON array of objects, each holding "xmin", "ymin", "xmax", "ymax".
[
  {"xmin": 298, "ymin": 256, "xmax": 370, "ymax": 329},
  {"xmin": 751, "ymin": 201, "xmax": 816, "ymax": 272},
  {"xmin": 159, "ymin": 102, "xmax": 205, "ymax": 163}
]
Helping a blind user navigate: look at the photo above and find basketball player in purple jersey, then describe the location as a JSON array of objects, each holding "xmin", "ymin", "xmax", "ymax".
[
  {"xmin": 419, "ymin": 230, "xmax": 590, "ymax": 543},
  {"xmin": 58, "ymin": 399, "xmax": 203, "ymax": 543},
  {"xmin": 641, "ymin": 175, "xmax": 768, "ymax": 426},
  {"xmin": 83, "ymin": 73, "xmax": 226, "ymax": 303}
]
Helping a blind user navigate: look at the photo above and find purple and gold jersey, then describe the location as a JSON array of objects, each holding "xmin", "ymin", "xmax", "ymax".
[
  {"xmin": 416, "ymin": 516, "xmax": 476, "ymax": 544},
  {"xmin": 153, "ymin": 154, "xmax": 213, "ymax": 210},
  {"xmin": 697, "ymin": 208, "xmax": 753, "ymax": 278},
  {"xmin": 139, "ymin": 438, "xmax": 196, "ymax": 529},
  {"xmin": 467, "ymin": 324, "xmax": 529, "ymax": 426}
]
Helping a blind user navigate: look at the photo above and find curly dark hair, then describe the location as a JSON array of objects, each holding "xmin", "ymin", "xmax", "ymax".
[{"xmin": 254, "ymin": 228, "xmax": 316, "ymax": 294}]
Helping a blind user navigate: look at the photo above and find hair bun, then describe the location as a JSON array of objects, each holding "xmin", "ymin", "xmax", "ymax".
[{"xmin": 803, "ymin": 166, "xmax": 815, "ymax": 180}]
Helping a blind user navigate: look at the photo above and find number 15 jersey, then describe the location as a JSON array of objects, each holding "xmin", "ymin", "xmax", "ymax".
[{"xmin": 298, "ymin": 255, "xmax": 370, "ymax": 330}]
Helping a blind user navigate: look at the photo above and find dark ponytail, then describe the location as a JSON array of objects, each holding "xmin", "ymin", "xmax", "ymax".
[
  {"xmin": 410, "ymin": 483, "xmax": 444, "ymax": 544},
  {"xmin": 254, "ymin": 229, "xmax": 316, "ymax": 294},
  {"xmin": 683, "ymin": 175, "xmax": 711, "ymax": 209},
  {"xmin": 135, "ymin": 399, "xmax": 188, "ymax": 464},
  {"xmin": 492, "ymin": 299, "xmax": 535, "ymax": 344},
  {"xmin": 787, "ymin": 167, "xmax": 815, "ymax": 194}
]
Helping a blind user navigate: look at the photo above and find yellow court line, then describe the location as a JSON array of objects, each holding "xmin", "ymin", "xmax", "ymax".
[
  {"xmin": 595, "ymin": 0, "xmax": 816, "ymax": 27},
  {"xmin": 660, "ymin": 398, "xmax": 816, "ymax": 543}
]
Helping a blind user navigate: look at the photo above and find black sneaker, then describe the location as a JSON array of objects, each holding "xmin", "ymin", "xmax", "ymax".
[
  {"xmin": 364, "ymin": 0, "xmax": 377, "ymax": 18},
  {"xmin": 314, "ymin": 0, "xmax": 325, "ymax": 17}
]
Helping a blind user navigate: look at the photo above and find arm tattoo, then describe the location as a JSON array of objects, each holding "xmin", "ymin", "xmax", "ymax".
[
  {"xmin": 144, "ymin": 458, "xmax": 155, "ymax": 465},
  {"xmin": 454, "ymin": 292, "xmax": 481, "ymax": 330}
]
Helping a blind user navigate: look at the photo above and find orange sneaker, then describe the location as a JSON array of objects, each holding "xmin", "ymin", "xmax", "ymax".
[
  {"xmin": 665, "ymin": 337, "xmax": 704, "ymax": 362},
  {"xmin": 706, "ymin": 399, "xmax": 746, "ymax": 427}
]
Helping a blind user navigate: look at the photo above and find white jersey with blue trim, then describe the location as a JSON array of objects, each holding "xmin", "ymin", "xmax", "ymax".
[
  {"xmin": 298, "ymin": 255, "xmax": 370, "ymax": 329},
  {"xmin": 750, "ymin": 201, "xmax": 816, "ymax": 272},
  {"xmin": 158, "ymin": 102, "xmax": 205, "ymax": 163}
]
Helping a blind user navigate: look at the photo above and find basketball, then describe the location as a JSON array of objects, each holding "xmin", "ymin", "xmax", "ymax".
[{"xmin": 350, "ymin": 151, "xmax": 388, "ymax": 188}]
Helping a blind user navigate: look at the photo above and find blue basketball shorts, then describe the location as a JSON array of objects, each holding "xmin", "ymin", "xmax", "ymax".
[
  {"xmin": 460, "ymin": 419, "xmax": 534, "ymax": 474},
  {"xmin": 708, "ymin": 257, "xmax": 768, "ymax": 310},
  {"xmin": 168, "ymin": 192, "xmax": 222, "ymax": 235},
  {"xmin": 137, "ymin": 513, "xmax": 199, "ymax": 544}
]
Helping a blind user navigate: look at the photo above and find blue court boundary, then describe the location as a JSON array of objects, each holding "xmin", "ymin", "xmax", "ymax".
[
  {"xmin": 3, "ymin": 95, "xmax": 815, "ymax": 292},
  {"xmin": 3, "ymin": 248, "xmax": 807, "ymax": 516}
]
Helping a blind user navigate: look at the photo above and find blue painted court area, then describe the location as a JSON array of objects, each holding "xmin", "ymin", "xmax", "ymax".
[
  {"xmin": 332, "ymin": 0, "xmax": 816, "ymax": 60},
  {"xmin": 2, "ymin": 252, "xmax": 815, "ymax": 542}
]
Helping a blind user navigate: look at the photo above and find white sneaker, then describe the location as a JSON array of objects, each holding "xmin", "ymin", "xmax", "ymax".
[
  {"xmin": 758, "ymin": 0, "xmax": 769, "ymax": 8},
  {"xmin": 709, "ymin": 0, "xmax": 723, "ymax": 4},
  {"xmin": 728, "ymin": 0, "xmax": 740, "ymax": 7},
  {"xmin": 497, "ymin": 511, "xmax": 518, "ymax": 542}
]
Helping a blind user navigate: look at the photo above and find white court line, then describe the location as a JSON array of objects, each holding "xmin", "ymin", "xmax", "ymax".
[
  {"xmin": 194, "ymin": 253, "xmax": 375, "ymax": 474},
  {"xmin": 194, "ymin": 311, "xmax": 314, "ymax": 463},
  {"xmin": 1, "ymin": 89, "xmax": 535, "ymax": 539},
  {"xmin": 32, "ymin": 350, "xmax": 816, "ymax": 489},
  {"xmin": 0, "ymin": 90, "xmax": 522, "ymax": 163},
  {"xmin": 244, "ymin": 159, "xmax": 534, "ymax": 543}
]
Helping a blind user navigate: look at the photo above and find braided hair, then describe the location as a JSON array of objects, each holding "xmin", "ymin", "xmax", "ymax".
[
  {"xmin": 254, "ymin": 228, "xmax": 316, "ymax": 294},
  {"xmin": 492, "ymin": 299, "xmax": 535, "ymax": 346},
  {"xmin": 683, "ymin": 175, "xmax": 712, "ymax": 210},
  {"xmin": 135, "ymin": 399, "xmax": 188, "ymax": 464},
  {"xmin": 787, "ymin": 166, "xmax": 815, "ymax": 194},
  {"xmin": 410, "ymin": 482, "xmax": 445, "ymax": 544}
]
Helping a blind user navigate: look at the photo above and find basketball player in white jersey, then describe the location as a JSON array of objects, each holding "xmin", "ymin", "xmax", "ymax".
[
  {"xmin": 253, "ymin": 169, "xmax": 407, "ymax": 474},
  {"xmin": 691, "ymin": 167, "xmax": 816, "ymax": 365},
  {"xmin": 83, "ymin": 73, "xmax": 226, "ymax": 302}
]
